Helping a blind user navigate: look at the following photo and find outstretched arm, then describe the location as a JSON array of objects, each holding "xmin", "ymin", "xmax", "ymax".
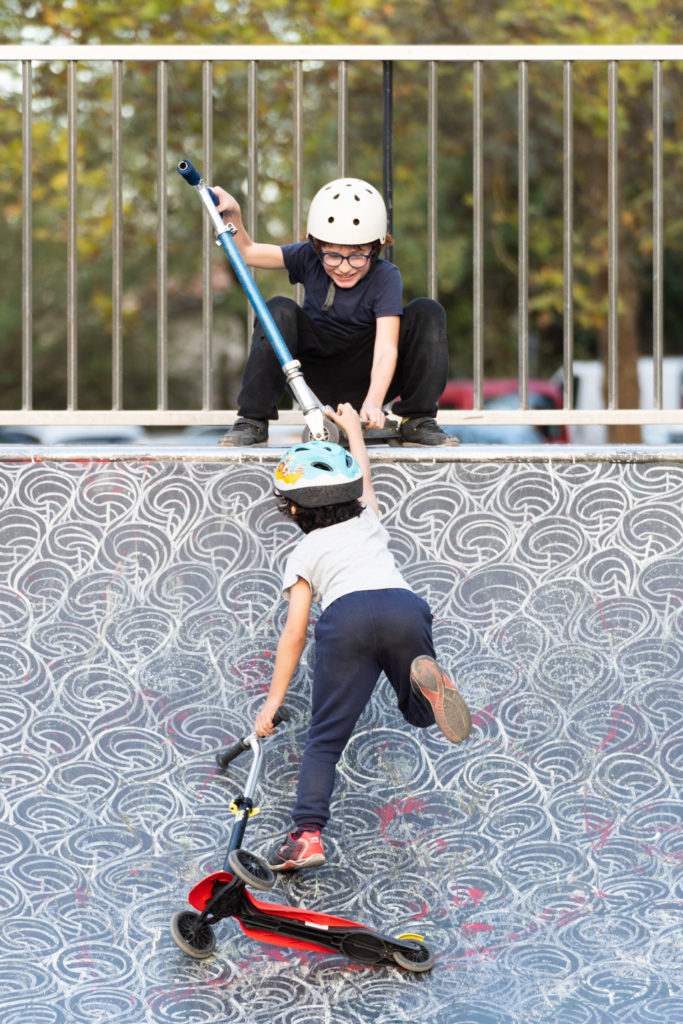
[
  {"xmin": 359, "ymin": 316, "xmax": 400, "ymax": 429},
  {"xmin": 211, "ymin": 185, "xmax": 285, "ymax": 270},
  {"xmin": 254, "ymin": 577, "xmax": 311, "ymax": 736},
  {"xmin": 325, "ymin": 403, "xmax": 379, "ymax": 518}
]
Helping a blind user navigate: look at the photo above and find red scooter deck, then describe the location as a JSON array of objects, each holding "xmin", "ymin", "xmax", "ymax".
[{"xmin": 189, "ymin": 871, "xmax": 373, "ymax": 955}]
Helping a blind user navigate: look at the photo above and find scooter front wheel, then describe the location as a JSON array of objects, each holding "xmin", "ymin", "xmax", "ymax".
[
  {"xmin": 227, "ymin": 848, "xmax": 276, "ymax": 890},
  {"xmin": 301, "ymin": 420, "xmax": 342, "ymax": 445},
  {"xmin": 170, "ymin": 910, "xmax": 216, "ymax": 959},
  {"xmin": 391, "ymin": 936, "xmax": 434, "ymax": 973}
]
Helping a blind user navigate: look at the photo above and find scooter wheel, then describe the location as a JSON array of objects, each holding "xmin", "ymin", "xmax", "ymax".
[
  {"xmin": 301, "ymin": 420, "xmax": 342, "ymax": 444},
  {"xmin": 227, "ymin": 848, "xmax": 276, "ymax": 890},
  {"xmin": 169, "ymin": 910, "xmax": 216, "ymax": 959},
  {"xmin": 391, "ymin": 937, "xmax": 435, "ymax": 973}
]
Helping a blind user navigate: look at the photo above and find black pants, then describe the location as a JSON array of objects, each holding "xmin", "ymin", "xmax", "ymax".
[{"xmin": 236, "ymin": 296, "xmax": 448, "ymax": 420}]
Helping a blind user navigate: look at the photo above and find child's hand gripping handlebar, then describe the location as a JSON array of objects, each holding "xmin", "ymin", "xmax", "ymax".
[{"xmin": 215, "ymin": 705, "xmax": 291, "ymax": 770}]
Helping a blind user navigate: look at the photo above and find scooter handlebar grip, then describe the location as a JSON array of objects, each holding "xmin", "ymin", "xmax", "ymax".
[
  {"xmin": 215, "ymin": 705, "xmax": 292, "ymax": 768},
  {"xmin": 272, "ymin": 705, "xmax": 291, "ymax": 728},
  {"xmin": 177, "ymin": 159, "xmax": 220, "ymax": 206},
  {"xmin": 177, "ymin": 158, "xmax": 200, "ymax": 186},
  {"xmin": 216, "ymin": 738, "xmax": 249, "ymax": 769}
]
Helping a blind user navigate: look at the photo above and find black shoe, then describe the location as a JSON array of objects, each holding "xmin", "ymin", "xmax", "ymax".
[
  {"xmin": 217, "ymin": 418, "xmax": 268, "ymax": 447},
  {"xmin": 410, "ymin": 656, "xmax": 471, "ymax": 743},
  {"xmin": 399, "ymin": 417, "xmax": 459, "ymax": 446},
  {"xmin": 267, "ymin": 828, "xmax": 326, "ymax": 871}
]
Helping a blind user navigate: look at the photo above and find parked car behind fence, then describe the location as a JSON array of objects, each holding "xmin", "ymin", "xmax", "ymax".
[{"xmin": 438, "ymin": 379, "xmax": 568, "ymax": 444}]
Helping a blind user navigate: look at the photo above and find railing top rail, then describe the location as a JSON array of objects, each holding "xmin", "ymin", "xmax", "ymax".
[{"xmin": 2, "ymin": 44, "xmax": 683, "ymax": 62}]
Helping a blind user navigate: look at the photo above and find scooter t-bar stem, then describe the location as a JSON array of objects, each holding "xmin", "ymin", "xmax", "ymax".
[
  {"xmin": 177, "ymin": 159, "xmax": 328, "ymax": 440},
  {"xmin": 216, "ymin": 706, "xmax": 292, "ymax": 864},
  {"xmin": 177, "ymin": 159, "xmax": 291, "ymax": 366}
]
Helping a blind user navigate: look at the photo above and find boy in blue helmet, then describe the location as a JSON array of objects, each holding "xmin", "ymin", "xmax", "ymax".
[{"xmin": 255, "ymin": 402, "xmax": 470, "ymax": 871}]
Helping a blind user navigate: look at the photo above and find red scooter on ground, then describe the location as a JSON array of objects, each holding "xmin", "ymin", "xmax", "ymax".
[{"xmin": 169, "ymin": 707, "xmax": 434, "ymax": 972}]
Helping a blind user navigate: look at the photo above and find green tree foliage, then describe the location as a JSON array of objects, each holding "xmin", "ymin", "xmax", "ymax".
[{"xmin": 1, "ymin": 1, "xmax": 682, "ymax": 417}]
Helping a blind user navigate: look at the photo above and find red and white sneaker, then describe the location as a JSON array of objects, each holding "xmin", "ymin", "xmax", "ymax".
[
  {"xmin": 267, "ymin": 827, "xmax": 326, "ymax": 871},
  {"xmin": 410, "ymin": 656, "xmax": 472, "ymax": 744}
]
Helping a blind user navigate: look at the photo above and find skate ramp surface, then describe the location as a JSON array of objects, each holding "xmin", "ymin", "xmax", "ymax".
[{"xmin": 0, "ymin": 446, "xmax": 681, "ymax": 1024}]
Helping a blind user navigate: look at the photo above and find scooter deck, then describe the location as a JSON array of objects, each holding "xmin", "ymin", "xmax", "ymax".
[
  {"xmin": 188, "ymin": 871, "xmax": 432, "ymax": 968},
  {"xmin": 189, "ymin": 871, "xmax": 366, "ymax": 954}
]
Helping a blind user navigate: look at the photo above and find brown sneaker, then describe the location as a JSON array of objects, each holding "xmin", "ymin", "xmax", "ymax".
[
  {"xmin": 217, "ymin": 418, "xmax": 268, "ymax": 447},
  {"xmin": 410, "ymin": 656, "xmax": 471, "ymax": 743}
]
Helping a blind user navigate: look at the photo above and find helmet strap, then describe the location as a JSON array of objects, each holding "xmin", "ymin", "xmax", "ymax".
[{"xmin": 321, "ymin": 281, "xmax": 336, "ymax": 312}]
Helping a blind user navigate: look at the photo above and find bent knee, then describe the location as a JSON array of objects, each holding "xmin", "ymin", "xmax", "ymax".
[{"xmin": 403, "ymin": 296, "xmax": 446, "ymax": 325}]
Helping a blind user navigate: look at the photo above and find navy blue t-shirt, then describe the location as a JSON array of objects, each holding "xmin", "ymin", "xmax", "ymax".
[{"xmin": 281, "ymin": 241, "xmax": 403, "ymax": 341}]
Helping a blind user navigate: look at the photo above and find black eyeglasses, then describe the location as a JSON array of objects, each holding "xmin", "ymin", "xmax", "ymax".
[{"xmin": 320, "ymin": 251, "xmax": 373, "ymax": 269}]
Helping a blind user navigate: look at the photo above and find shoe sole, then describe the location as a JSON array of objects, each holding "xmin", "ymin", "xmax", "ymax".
[
  {"xmin": 270, "ymin": 853, "xmax": 326, "ymax": 872},
  {"xmin": 398, "ymin": 437, "xmax": 460, "ymax": 447},
  {"xmin": 410, "ymin": 656, "xmax": 471, "ymax": 743},
  {"xmin": 217, "ymin": 439, "xmax": 268, "ymax": 447}
]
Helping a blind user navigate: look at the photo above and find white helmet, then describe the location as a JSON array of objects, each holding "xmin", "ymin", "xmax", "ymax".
[{"xmin": 307, "ymin": 178, "xmax": 387, "ymax": 245}]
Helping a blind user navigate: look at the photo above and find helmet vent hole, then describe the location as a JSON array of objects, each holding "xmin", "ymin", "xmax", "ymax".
[
  {"xmin": 311, "ymin": 462, "xmax": 333, "ymax": 472},
  {"xmin": 353, "ymin": 219, "xmax": 360, "ymax": 226}
]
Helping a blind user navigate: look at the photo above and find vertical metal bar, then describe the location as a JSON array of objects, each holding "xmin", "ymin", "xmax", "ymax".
[
  {"xmin": 156, "ymin": 61, "xmax": 168, "ymax": 410},
  {"xmin": 562, "ymin": 60, "xmax": 574, "ymax": 410},
  {"xmin": 246, "ymin": 60, "xmax": 258, "ymax": 346},
  {"xmin": 382, "ymin": 60, "xmax": 394, "ymax": 264},
  {"xmin": 247, "ymin": 61, "xmax": 258, "ymax": 239},
  {"xmin": 337, "ymin": 60, "xmax": 348, "ymax": 177},
  {"xmin": 518, "ymin": 61, "xmax": 529, "ymax": 409},
  {"xmin": 472, "ymin": 61, "xmax": 484, "ymax": 410},
  {"xmin": 21, "ymin": 61, "xmax": 33, "ymax": 410},
  {"xmin": 427, "ymin": 61, "xmax": 438, "ymax": 300},
  {"xmin": 607, "ymin": 60, "xmax": 619, "ymax": 410},
  {"xmin": 111, "ymin": 60, "xmax": 123, "ymax": 410},
  {"xmin": 202, "ymin": 59, "xmax": 213, "ymax": 410},
  {"xmin": 293, "ymin": 60, "xmax": 304, "ymax": 305},
  {"xmin": 652, "ymin": 59, "xmax": 663, "ymax": 409},
  {"xmin": 66, "ymin": 61, "xmax": 78, "ymax": 410}
]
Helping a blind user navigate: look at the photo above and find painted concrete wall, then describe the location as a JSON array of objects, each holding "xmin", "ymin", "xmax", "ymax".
[{"xmin": 0, "ymin": 447, "xmax": 681, "ymax": 1024}]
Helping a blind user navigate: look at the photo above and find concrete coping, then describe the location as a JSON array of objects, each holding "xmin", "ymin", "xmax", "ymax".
[{"xmin": 0, "ymin": 443, "xmax": 682, "ymax": 465}]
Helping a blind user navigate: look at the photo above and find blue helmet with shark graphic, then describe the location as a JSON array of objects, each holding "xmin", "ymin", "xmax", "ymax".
[{"xmin": 274, "ymin": 441, "xmax": 363, "ymax": 508}]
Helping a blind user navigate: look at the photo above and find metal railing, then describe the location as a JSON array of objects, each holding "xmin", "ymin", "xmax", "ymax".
[{"xmin": 1, "ymin": 44, "xmax": 683, "ymax": 434}]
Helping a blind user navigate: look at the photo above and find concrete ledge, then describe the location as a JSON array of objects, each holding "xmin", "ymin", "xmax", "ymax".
[{"xmin": 1, "ymin": 441, "xmax": 682, "ymax": 464}]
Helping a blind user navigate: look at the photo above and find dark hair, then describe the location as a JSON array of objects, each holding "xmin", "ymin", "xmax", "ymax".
[{"xmin": 275, "ymin": 493, "xmax": 364, "ymax": 534}]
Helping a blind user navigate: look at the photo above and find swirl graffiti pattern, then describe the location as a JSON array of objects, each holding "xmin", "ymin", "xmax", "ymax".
[{"xmin": 0, "ymin": 451, "xmax": 681, "ymax": 1024}]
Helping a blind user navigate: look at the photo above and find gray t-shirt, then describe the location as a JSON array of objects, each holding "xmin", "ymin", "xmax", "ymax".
[{"xmin": 282, "ymin": 507, "xmax": 410, "ymax": 611}]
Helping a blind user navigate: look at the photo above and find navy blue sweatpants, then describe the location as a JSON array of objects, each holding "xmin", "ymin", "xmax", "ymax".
[{"xmin": 292, "ymin": 588, "xmax": 436, "ymax": 830}]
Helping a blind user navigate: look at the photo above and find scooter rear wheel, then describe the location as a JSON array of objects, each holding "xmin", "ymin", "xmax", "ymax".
[
  {"xmin": 391, "ymin": 937, "xmax": 434, "ymax": 972},
  {"xmin": 227, "ymin": 848, "xmax": 276, "ymax": 890},
  {"xmin": 170, "ymin": 910, "xmax": 216, "ymax": 959}
]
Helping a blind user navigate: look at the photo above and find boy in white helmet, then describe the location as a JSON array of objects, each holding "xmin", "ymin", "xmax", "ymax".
[
  {"xmin": 255, "ymin": 402, "xmax": 470, "ymax": 870},
  {"xmin": 211, "ymin": 178, "xmax": 457, "ymax": 447}
]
